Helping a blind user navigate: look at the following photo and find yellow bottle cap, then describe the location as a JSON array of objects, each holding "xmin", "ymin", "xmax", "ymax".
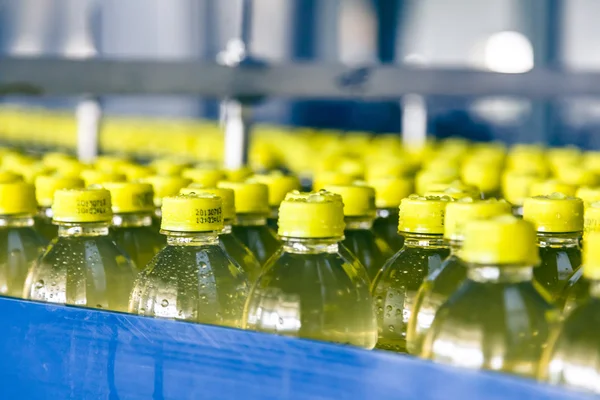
[
  {"xmin": 415, "ymin": 168, "xmax": 459, "ymax": 195},
  {"xmin": 161, "ymin": 193, "xmax": 223, "ymax": 232},
  {"xmin": 312, "ymin": 171, "xmax": 353, "ymax": 191},
  {"xmin": 323, "ymin": 184, "xmax": 376, "ymax": 218},
  {"xmin": 80, "ymin": 169, "xmax": 125, "ymax": 187},
  {"xmin": 555, "ymin": 165, "xmax": 598, "ymax": 187},
  {"xmin": 501, "ymin": 171, "xmax": 538, "ymax": 206},
  {"xmin": 461, "ymin": 215, "xmax": 539, "ymax": 265},
  {"xmin": 42, "ymin": 152, "xmax": 75, "ymax": 168},
  {"xmin": 523, "ymin": 194, "xmax": 584, "ymax": 233},
  {"xmin": 0, "ymin": 170, "xmax": 22, "ymax": 183},
  {"xmin": 141, "ymin": 175, "xmax": 192, "ymax": 206},
  {"xmin": 461, "ymin": 161, "xmax": 502, "ymax": 194},
  {"xmin": 54, "ymin": 159, "xmax": 86, "ymax": 178},
  {"xmin": 121, "ymin": 164, "xmax": 152, "ymax": 181},
  {"xmin": 94, "ymin": 155, "xmax": 130, "ymax": 174},
  {"xmin": 398, "ymin": 195, "xmax": 453, "ymax": 234},
  {"xmin": 576, "ymin": 186, "xmax": 600, "ymax": 206},
  {"xmin": 368, "ymin": 177, "xmax": 413, "ymax": 208},
  {"xmin": 278, "ymin": 191, "xmax": 345, "ymax": 238},
  {"xmin": 0, "ymin": 182, "xmax": 36, "ymax": 215},
  {"xmin": 250, "ymin": 173, "xmax": 301, "ymax": 207},
  {"xmin": 150, "ymin": 158, "xmax": 190, "ymax": 176},
  {"xmin": 225, "ymin": 166, "xmax": 253, "ymax": 182},
  {"xmin": 53, "ymin": 188, "xmax": 112, "ymax": 223},
  {"xmin": 583, "ymin": 231, "xmax": 600, "ymax": 279},
  {"xmin": 35, "ymin": 175, "xmax": 84, "ymax": 207},
  {"xmin": 217, "ymin": 181, "xmax": 270, "ymax": 215},
  {"xmin": 14, "ymin": 163, "xmax": 53, "ymax": 183},
  {"xmin": 103, "ymin": 182, "xmax": 155, "ymax": 214},
  {"xmin": 529, "ymin": 180, "xmax": 577, "ymax": 197},
  {"xmin": 424, "ymin": 186, "xmax": 479, "ymax": 200},
  {"xmin": 444, "ymin": 198, "xmax": 512, "ymax": 240},
  {"xmin": 180, "ymin": 186, "xmax": 235, "ymax": 221},
  {"xmin": 182, "ymin": 168, "xmax": 225, "ymax": 187},
  {"xmin": 584, "ymin": 202, "xmax": 600, "ymax": 235}
]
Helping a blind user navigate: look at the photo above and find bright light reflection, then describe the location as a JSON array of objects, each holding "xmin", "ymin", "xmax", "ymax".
[{"xmin": 484, "ymin": 31, "xmax": 534, "ymax": 74}]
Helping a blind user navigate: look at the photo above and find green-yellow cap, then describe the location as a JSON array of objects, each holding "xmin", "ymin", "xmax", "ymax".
[
  {"xmin": 161, "ymin": 194, "xmax": 223, "ymax": 232},
  {"xmin": 53, "ymin": 188, "xmax": 112, "ymax": 223},
  {"xmin": 0, "ymin": 170, "xmax": 22, "ymax": 183},
  {"xmin": 584, "ymin": 202, "xmax": 600, "ymax": 235},
  {"xmin": 312, "ymin": 171, "xmax": 353, "ymax": 191},
  {"xmin": 444, "ymin": 198, "xmax": 512, "ymax": 240},
  {"xmin": 501, "ymin": 171, "xmax": 538, "ymax": 206},
  {"xmin": 0, "ymin": 182, "xmax": 36, "ymax": 215},
  {"xmin": 461, "ymin": 161, "xmax": 502, "ymax": 194},
  {"xmin": 461, "ymin": 215, "xmax": 539, "ymax": 265},
  {"xmin": 576, "ymin": 186, "xmax": 600, "ymax": 206},
  {"xmin": 555, "ymin": 166, "xmax": 598, "ymax": 187},
  {"xmin": 323, "ymin": 184, "xmax": 376, "ymax": 218},
  {"xmin": 121, "ymin": 164, "xmax": 152, "ymax": 181},
  {"xmin": 583, "ymin": 231, "xmax": 600, "ymax": 279},
  {"xmin": 217, "ymin": 181, "xmax": 270, "ymax": 215},
  {"xmin": 523, "ymin": 194, "xmax": 584, "ymax": 233},
  {"xmin": 278, "ymin": 191, "xmax": 345, "ymax": 238},
  {"xmin": 180, "ymin": 186, "xmax": 235, "ymax": 221},
  {"xmin": 141, "ymin": 175, "xmax": 192, "ymax": 206},
  {"xmin": 250, "ymin": 173, "xmax": 301, "ymax": 207},
  {"xmin": 368, "ymin": 177, "xmax": 413, "ymax": 208},
  {"xmin": 182, "ymin": 168, "xmax": 226, "ymax": 187},
  {"xmin": 398, "ymin": 195, "xmax": 453, "ymax": 234},
  {"xmin": 415, "ymin": 168, "xmax": 460, "ymax": 195},
  {"xmin": 35, "ymin": 175, "xmax": 84, "ymax": 207},
  {"xmin": 80, "ymin": 169, "xmax": 125, "ymax": 187},
  {"xmin": 151, "ymin": 158, "xmax": 191, "ymax": 176},
  {"xmin": 529, "ymin": 180, "xmax": 577, "ymax": 197},
  {"xmin": 103, "ymin": 182, "xmax": 155, "ymax": 214}
]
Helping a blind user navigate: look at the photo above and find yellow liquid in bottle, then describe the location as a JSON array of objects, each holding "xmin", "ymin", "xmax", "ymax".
[
  {"xmin": 220, "ymin": 224, "xmax": 262, "ymax": 282},
  {"xmin": 232, "ymin": 215, "xmax": 281, "ymax": 265},
  {"xmin": 129, "ymin": 233, "xmax": 249, "ymax": 328},
  {"xmin": 371, "ymin": 233, "xmax": 449, "ymax": 352},
  {"xmin": 244, "ymin": 238, "xmax": 377, "ymax": 348},
  {"xmin": 34, "ymin": 208, "xmax": 58, "ymax": 241},
  {"xmin": 534, "ymin": 233, "xmax": 581, "ymax": 300},
  {"xmin": 372, "ymin": 209, "xmax": 404, "ymax": 252},
  {"xmin": 110, "ymin": 214, "xmax": 166, "ymax": 271}
]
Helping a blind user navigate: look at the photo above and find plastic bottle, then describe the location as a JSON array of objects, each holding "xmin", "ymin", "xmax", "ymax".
[
  {"xmin": 560, "ymin": 201, "xmax": 600, "ymax": 313},
  {"xmin": 180, "ymin": 186, "xmax": 261, "ymax": 282},
  {"xmin": 104, "ymin": 182, "xmax": 165, "ymax": 271},
  {"xmin": 407, "ymin": 198, "xmax": 511, "ymax": 355},
  {"xmin": 129, "ymin": 193, "xmax": 249, "ymax": 327},
  {"xmin": 529, "ymin": 180, "xmax": 577, "ymax": 197},
  {"xmin": 250, "ymin": 172, "xmax": 301, "ymax": 230},
  {"xmin": 0, "ymin": 182, "xmax": 46, "ymax": 298},
  {"xmin": 141, "ymin": 175, "xmax": 191, "ymax": 231},
  {"xmin": 523, "ymin": 194, "xmax": 583, "ymax": 300},
  {"xmin": 324, "ymin": 184, "xmax": 393, "ymax": 281},
  {"xmin": 421, "ymin": 215, "xmax": 557, "ymax": 378},
  {"xmin": 218, "ymin": 181, "xmax": 280, "ymax": 265},
  {"xmin": 540, "ymin": 231, "xmax": 600, "ymax": 393},
  {"xmin": 80, "ymin": 169, "xmax": 125, "ymax": 187},
  {"xmin": 34, "ymin": 174, "xmax": 84, "ymax": 241},
  {"xmin": 182, "ymin": 168, "xmax": 225, "ymax": 187},
  {"xmin": 244, "ymin": 191, "xmax": 377, "ymax": 348},
  {"xmin": 369, "ymin": 177, "xmax": 413, "ymax": 252},
  {"xmin": 24, "ymin": 188, "xmax": 137, "ymax": 312},
  {"xmin": 371, "ymin": 195, "xmax": 451, "ymax": 352}
]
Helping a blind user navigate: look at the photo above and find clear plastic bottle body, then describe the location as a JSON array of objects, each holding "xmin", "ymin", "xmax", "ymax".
[
  {"xmin": 244, "ymin": 237, "xmax": 377, "ymax": 349},
  {"xmin": 540, "ymin": 284, "xmax": 600, "ymax": 393},
  {"xmin": 110, "ymin": 213, "xmax": 166, "ymax": 271},
  {"xmin": 407, "ymin": 242, "xmax": 467, "ymax": 355},
  {"xmin": 219, "ymin": 222, "xmax": 262, "ymax": 282},
  {"xmin": 129, "ymin": 232, "xmax": 249, "ymax": 328},
  {"xmin": 0, "ymin": 215, "xmax": 47, "ymax": 298},
  {"xmin": 560, "ymin": 268, "xmax": 588, "ymax": 313},
  {"xmin": 371, "ymin": 233, "xmax": 450, "ymax": 352},
  {"xmin": 342, "ymin": 218, "xmax": 393, "ymax": 281},
  {"xmin": 34, "ymin": 207, "xmax": 58, "ymax": 241},
  {"xmin": 232, "ymin": 214, "xmax": 281, "ymax": 265},
  {"xmin": 422, "ymin": 265, "xmax": 557, "ymax": 378},
  {"xmin": 24, "ymin": 223, "xmax": 137, "ymax": 312},
  {"xmin": 534, "ymin": 232, "xmax": 582, "ymax": 300},
  {"xmin": 372, "ymin": 208, "xmax": 404, "ymax": 252}
]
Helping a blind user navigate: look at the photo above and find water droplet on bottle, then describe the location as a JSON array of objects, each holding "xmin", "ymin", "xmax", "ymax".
[
  {"xmin": 278, "ymin": 317, "xmax": 284, "ymax": 325},
  {"xmin": 161, "ymin": 299, "xmax": 169, "ymax": 307},
  {"xmin": 386, "ymin": 305, "xmax": 392, "ymax": 312},
  {"xmin": 34, "ymin": 280, "xmax": 44, "ymax": 289},
  {"xmin": 200, "ymin": 262, "xmax": 207, "ymax": 269},
  {"xmin": 377, "ymin": 307, "xmax": 383, "ymax": 314},
  {"xmin": 388, "ymin": 325, "xmax": 395, "ymax": 332},
  {"xmin": 96, "ymin": 304, "xmax": 103, "ymax": 309}
]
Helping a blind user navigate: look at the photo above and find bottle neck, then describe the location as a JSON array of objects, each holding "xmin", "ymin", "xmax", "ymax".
[
  {"xmin": 447, "ymin": 239, "xmax": 463, "ymax": 255},
  {"xmin": 345, "ymin": 216, "xmax": 374, "ymax": 230},
  {"xmin": 270, "ymin": 207, "xmax": 279, "ymax": 220},
  {"xmin": 376, "ymin": 208, "xmax": 399, "ymax": 219},
  {"xmin": 536, "ymin": 232, "xmax": 581, "ymax": 248},
  {"xmin": 281, "ymin": 236, "xmax": 341, "ymax": 254},
  {"xmin": 154, "ymin": 207, "xmax": 162, "ymax": 219},
  {"xmin": 402, "ymin": 232, "xmax": 447, "ymax": 249},
  {"xmin": 0, "ymin": 214, "xmax": 34, "ymax": 228},
  {"xmin": 112, "ymin": 212, "xmax": 153, "ymax": 228},
  {"xmin": 235, "ymin": 213, "xmax": 267, "ymax": 227},
  {"xmin": 164, "ymin": 230, "xmax": 220, "ymax": 246},
  {"xmin": 38, "ymin": 206, "xmax": 53, "ymax": 221},
  {"xmin": 57, "ymin": 222, "xmax": 110, "ymax": 237},
  {"xmin": 221, "ymin": 219, "xmax": 233, "ymax": 234},
  {"xmin": 467, "ymin": 264, "xmax": 533, "ymax": 283}
]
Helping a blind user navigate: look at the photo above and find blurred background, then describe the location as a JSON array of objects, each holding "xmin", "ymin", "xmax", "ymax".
[{"xmin": 1, "ymin": 0, "xmax": 600, "ymax": 148}]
